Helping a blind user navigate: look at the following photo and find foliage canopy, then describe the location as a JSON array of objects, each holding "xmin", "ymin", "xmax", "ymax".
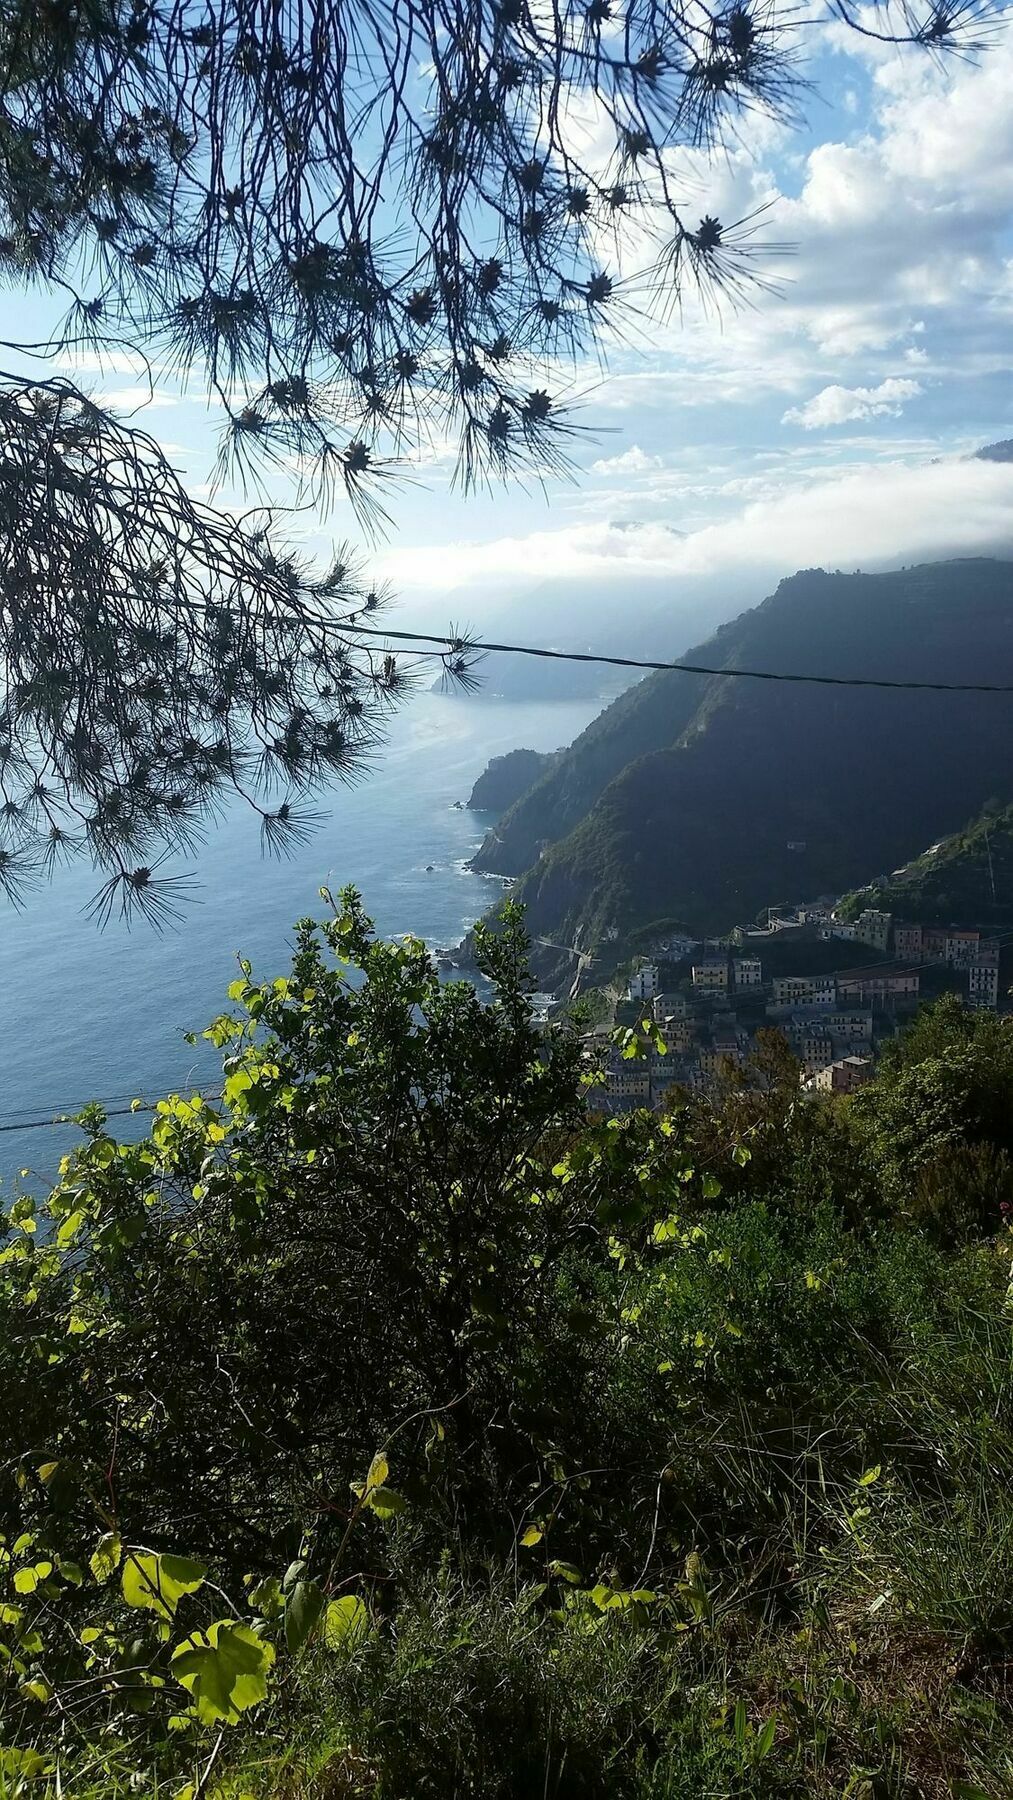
[
  {"xmin": 0, "ymin": 0, "xmax": 998, "ymax": 912},
  {"xmin": 4, "ymin": 900, "xmax": 1013, "ymax": 1792}
]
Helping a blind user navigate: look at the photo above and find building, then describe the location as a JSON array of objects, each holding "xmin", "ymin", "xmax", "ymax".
[
  {"xmin": 813, "ymin": 1055, "xmax": 874, "ymax": 1094},
  {"xmin": 854, "ymin": 909, "xmax": 892, "ymax": 953},
  {"xmin": 797, "ymin": 1031, "xmax": 835, "ymax": 1076},
  {"xmin": 977, "ymin": 938, "xmax": 1002, "ymax": 968},
  {"xmin": 822, "ymin": 1009, "xmax": 874, "ymax": 1043},
  {"xmin": 733, "ymin": 957, "xmax": 763, "ymax": 988},
  {"xmin": 821, "ymin": 922, "xmax": 858, "ymax": 942},
  {"xmin": 602, "ymin": 1063, "xmax": 651, "ymax": 1102},
  {"xmin": 922, "ymin": 926, "xmax": 949, "ymax": 964},
  {"xmin": 651, "ymin": 932, "xmax": 697, "ymax": 960},
  {"xmin": 627, "ymin": 963, "xmax": 659, "ymax": 1002},
  {"xmin": 945, "ymin": 929, "xmax": 980, "ymax": 969},
  {"xmin": 653, "ymin": 992, "xmax": 689, "ymax": 1023},
  {"xmin": 660, "ymin": 1018, "xmax": 694, "ymax": 1053},
  {"xmin": 968, "ymin": 962, "xmax": 1000, "ymax": 1009},
  {"xmin": 836, "ymin": 967, "xmax": 920, "ymax": 1007},
  {"xmin": 893, "ymin": 923, "xmax": 923, "ymax": 962},
  {"xmin": 692, "ymin": 958, "xmax": 729, "ymax": 991},
  {"xmin": 771, "ymin": 974, "xmax": 836, "ymax": 1010}
]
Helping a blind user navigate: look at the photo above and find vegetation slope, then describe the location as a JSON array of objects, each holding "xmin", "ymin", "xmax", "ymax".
[
  {"xmin": 840, "ymin": 799, "xmax": 1013, "ymax": 930},
  {"xmin": 5, "ymin": 894, "xmax": 1013, "ymax": 1798},
  {"xmin": 472, "ymin": 559, "xmax": 1013, "ymax": 972}
]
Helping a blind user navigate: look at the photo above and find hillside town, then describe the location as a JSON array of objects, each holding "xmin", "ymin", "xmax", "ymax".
[{"xmin": 581, "ymin": 902, "xmax": 1009, "ymax": 1115}]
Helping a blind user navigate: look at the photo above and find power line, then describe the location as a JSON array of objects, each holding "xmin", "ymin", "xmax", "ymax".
[
  {"xmin": 342, "ymin": 622, "xmax": 1013, "ymax": 694},
  {"xmin": 0, "ymin": 1092, "xmax": 221, "ymax": 1137}
]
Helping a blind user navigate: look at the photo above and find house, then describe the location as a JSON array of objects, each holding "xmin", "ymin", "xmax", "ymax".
[
  {"xmin": 771, "ymin": 974, "xmax": 836, "ymax": 1010},
  {"xmin": 603, "ymin": 1063, "xmax": 651, "ymax": 1101},
  {"xmin": 821, "ymin": 922, "xmax": 858, "ymax": 941},
  {"xmin": 893, "ymin": 923, "xmax": 923, "ymax": 962},
  {"xmin": 797, "ymin": 1031, "xmax": 835, "ymax": 1075},
  {"xmin": 627, "ymin": 963, "xmax": 659, "ymax": 1002},
  {"xmin": 660, "ymin": 1018, "xmax": 694, "ymax": 1053},
  {"xmin": 733, "ymin": 957, "xmax": 762, "ymax": 987},
  {"xmin": 922, "ymin": 926, "xmax": 949, "ymax": 964},
  {"xmin": 692, "ymin": 958, "xmax": 729, "ymax": 990},
  {"xmin": 822, "ymin": 1009, "xmax": 874, "ymax": 1043},
  {"xmin": 836, "ymin": 966, "xmax": 920, "ymax": 1007},
  {"xmin": 812, "ymin": 1055, "xmax": 874, "ymax": 1094},
  {"xmin": 977, "ymin": 938, "xmax": 1002, "ymax": 969},
  {"xmin": 945, "ymin": 929, "xmax": 980, "ymax": 969},
  {"xmin": 968, "ymin": 962, "xmax": 1000, "ymax": 1009},
  {"xmin": 854, "ymin": 909, "xmax": 892, "ymax": 953},
  {"xmin": 653, "ymin": 992, "xmax": 689, "ymax": 1022},
  {"xmin": 652, "ymin": 932, "xmax": 697, "ymax": 960}
]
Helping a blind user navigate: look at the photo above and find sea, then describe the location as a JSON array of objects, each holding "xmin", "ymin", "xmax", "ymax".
[{"xmin": 0, "ymin": 693, "xmax": 598, "ymax": 1190}]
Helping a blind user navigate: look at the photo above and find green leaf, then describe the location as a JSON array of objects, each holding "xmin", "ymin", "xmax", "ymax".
[
  {"xmin": 858, "ymin": 1464, "xmax": 882, "ymax": 1487},
  {"xmin": 701, "ymin": 1174, "xmax": 722, "ymax": 1200},
  {"xmin": 323, "ymin": 1596, "xmax": 369, "ymax": 1650},
  {"xmin": 13, "ymin": 1560, "xmax": 53, "ymax": 1594},
  {"xmin": 733, "ymin": 1696, "xmax": 747, "ymax": 1748},
  {"xmin": 756, "ymin": 1714, "xmax": 777, "ymax": 1759},
  {"xmin": 171, "ymin": 1621, "xmax": 274, "ymax": 1726},
  {"xmin": 122, "ymin": 1551, "xmax": 206, "ymax": 1620},
  {"xmin": 548, "ymin": 1560, "xmax": 582, "ymax": 1586},
  {"xmin": 284, "ymin": 1579, "xmax": 325, "ymax": 1654},
  {"xmin": 365, "ymin": 1453, "xmax": 388, "ymax": 1493},
  {"xmin": 520, "ymin": 1526, "xmax": 543, "ymax": 1548},
  {"xmin": 247, "ymin": 1577, "xmax": 283, "ymax": 1618},
  {"xmin": 365, "ymin": 1487, "xmax": 407, "ymax": 1520},
  {"xmin": 90, "ymin": 1532, "xmax": 122, "ymax": 1584}
]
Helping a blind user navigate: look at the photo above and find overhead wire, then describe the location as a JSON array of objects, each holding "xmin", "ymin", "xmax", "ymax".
[{"xmin": 341, "ymin": 622, "xmax": 1013, "ymax": 694}]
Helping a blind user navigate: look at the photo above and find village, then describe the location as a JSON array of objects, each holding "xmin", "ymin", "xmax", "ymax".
[{"xmin": 577, "ymin": 902, "xmax": 1010, "ymax": 1115}]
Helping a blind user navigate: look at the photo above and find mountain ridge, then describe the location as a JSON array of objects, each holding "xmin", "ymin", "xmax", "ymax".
[{"xmin": 473, "ymin": 558, "xmax": 1013, "ymax": 979}]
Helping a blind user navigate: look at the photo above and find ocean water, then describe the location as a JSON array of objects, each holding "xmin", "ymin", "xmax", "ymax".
[{"xmin": 0, "ymin": 693, "xmax": 596, "ymax": 1188}]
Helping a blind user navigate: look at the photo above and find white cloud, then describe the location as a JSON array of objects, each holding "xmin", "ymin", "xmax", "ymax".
[
  {"xmin": 782, "ymin": 377, "xmax": 922, "ymax": 429},
  {"xmin": 377, "ymin": 455, "xmax": 1013, "ymax": 599},
  {"xmin": 99, "ymin": 385, "xmax": 180, "ymax": 412},
  {"xmin": 591, "ymin": 444, "xmax": 662, "ymax": 474}
]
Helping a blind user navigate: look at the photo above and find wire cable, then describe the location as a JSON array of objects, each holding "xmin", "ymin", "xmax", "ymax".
[{"xmin": 341, "ymin": 622, "xmax": 1013, "ymax": 694}]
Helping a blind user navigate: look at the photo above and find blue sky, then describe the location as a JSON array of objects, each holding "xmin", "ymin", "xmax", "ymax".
[{"xmin": 15, "ymin": 14, "xmax": 1013, "ymax": 650}]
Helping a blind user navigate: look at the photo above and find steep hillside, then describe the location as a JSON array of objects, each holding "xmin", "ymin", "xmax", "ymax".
[
  {"xmin": 840, "ymin": 801, "xmax": 1013, "ymax": 928},
  {"xmin": 485, "ymin": 559, "xmax": 1013, "ymax": 970},
  {"xmin": 467, "ymin": 747, "xmax": 558, "ymax": 812},
  {"xmin": 471, "ymin": 612, "xmax": 747, "ymax": 875}
]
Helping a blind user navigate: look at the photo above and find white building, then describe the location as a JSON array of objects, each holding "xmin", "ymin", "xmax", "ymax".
[
  {"xmin": 733, "ymin": 958, "xmax": 762, "ymax": 988},
  {"xmin": 968, "ymin": 962, "xmax": 1000, "ymax": 1009},
  {"xmin": 653, "ymin": 992, "xmax": 689, "ymax": 1022},
  {"xmin": 771, "ymin": 974, "xmax": 836, "ymax": 1010},
  {"xmin": 627, "ymin": 963, "xmax": 659, "ymax": 1002}
]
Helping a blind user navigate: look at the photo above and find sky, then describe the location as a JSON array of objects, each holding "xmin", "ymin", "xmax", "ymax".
[{"xmin": 18, "ymin": 11, "xmax": 1013, "ymax": 653}]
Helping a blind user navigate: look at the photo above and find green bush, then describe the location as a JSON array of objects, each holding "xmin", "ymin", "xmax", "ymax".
[{"xmin": 5, "ymin": 906, "xmax": 1013, "ymax": 1796}]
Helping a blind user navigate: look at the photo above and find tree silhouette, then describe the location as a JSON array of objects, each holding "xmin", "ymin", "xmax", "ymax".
[{"xmin": 0, "ymin": 0, "xmax": 995, "ymax": 918}]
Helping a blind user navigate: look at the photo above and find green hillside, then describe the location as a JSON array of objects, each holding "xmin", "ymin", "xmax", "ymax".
[
  {"xmin": 840, "ymin": 800, "xmax": 1013, "ymax": 928},
  {"xmin": 474, "ymin": 559, "xmax": 1013, "ymax": 976},
  {"xmin": 467, "ymin": 746, "xmax": 559, "ymax": 812}
]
